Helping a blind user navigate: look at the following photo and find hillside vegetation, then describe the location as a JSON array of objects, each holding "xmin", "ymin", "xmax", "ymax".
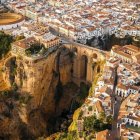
[{"xmin": 0, "ymin": 32, "xmax": 13, "ymax": 59}]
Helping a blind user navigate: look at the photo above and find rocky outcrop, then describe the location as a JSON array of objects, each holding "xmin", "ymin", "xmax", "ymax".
[{"xmin": 0, "ymin": 47, "xmax": 78, "ymax": 139}]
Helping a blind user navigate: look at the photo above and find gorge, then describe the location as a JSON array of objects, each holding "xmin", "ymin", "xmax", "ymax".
[{"xmin": 0, "ymin": 39, "xmax": 105, "ymax": 140}]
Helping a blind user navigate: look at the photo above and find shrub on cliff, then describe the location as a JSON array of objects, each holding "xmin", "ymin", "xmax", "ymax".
[
  {"xmin": 56, "ymin": 131, "xmax": 78, "ymax": 140},
  {"xmin": 19, "ymin": 94, "xmax": 32, "ymax": 104},
  {"xmin": 0, "ymin": 90, "xmax": 19, "ymax": 100},
  {"xmin": 68, "ymin": 108, "xmax": 81, "ymax": 131},
  {"xmin": 78, "ymin": 82, "xmax": 89, "ymax": 100},
  {"xmin": 12, "ymin": 82, "xmax": 18, "ymax": 91},
  {"xmin": 78, "ymin": 110, "xmax": 83, "ymax": 120},
  {"xmin": 88, "ymin": 106, "xmax": 92, "ymax": 112},
  {"xmin": 15, "ymin": 35, "xmax": 25, "ymax": 41}
]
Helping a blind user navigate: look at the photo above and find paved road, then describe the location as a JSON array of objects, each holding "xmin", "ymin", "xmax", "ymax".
[
  {"xmin": 111, "ymin": 95, "xmax": 122, "ymax": 140},
  {"xmin": 110, "ymin": 67, "xmax": 121, "ymax": 140}
]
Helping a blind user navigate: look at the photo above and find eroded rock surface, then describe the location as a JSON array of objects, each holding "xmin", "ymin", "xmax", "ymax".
[{"xmin": 0, "ymin": 47, "xmax": 78, "ymax": 139}]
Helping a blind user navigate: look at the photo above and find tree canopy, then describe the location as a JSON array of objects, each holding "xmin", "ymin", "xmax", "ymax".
[
  {"xmin": 84, "ymin": 114, "xmax": 112, "ymax": 132},
  {"xmin": 0, "ymin": 31, "xmax": 13, "ymax": 59}
]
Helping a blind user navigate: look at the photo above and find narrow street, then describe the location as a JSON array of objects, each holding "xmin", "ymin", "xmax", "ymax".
[
  {"xmin": 111, "ymin": 96, "xmax": 122, "ymax": 140},
  {"xmin": 110, "ymin": 67, "xmax": 122, "ymax": 140}
]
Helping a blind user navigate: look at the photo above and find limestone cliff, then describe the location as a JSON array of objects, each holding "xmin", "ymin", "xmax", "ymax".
[{"xmin": 0, "ymin": 47, "xmax": 77, "ymax": 139}]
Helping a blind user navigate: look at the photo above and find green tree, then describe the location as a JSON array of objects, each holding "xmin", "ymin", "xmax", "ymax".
[
  {"xmin": 88, "ymin": 106, "xmax": 92, "ymax": 111},
  {"xmin": 15, "ymin": 35, "xmax": 25, "ymax": 41},
  {"xmin": 83, "ymin": 114, "xmax": 112, "ymax": 132},
  {"xmin": 57, "ymin": 131, "xmax": 78, "ymax": 140},
  {"xmin": 106, "ymin": 115, "xmax": 113, "ymax": 124},
  {"xmin": 78, "ymin": 110, "xmax": 83, "ymax": 119},
  {"xmin": 25, "ymin": 43, "xmax": 47, "ymax": 56},
  {"xmin": 79, "ymin": 82, "xmax": 89, "ymax": 100},
  {"xmin": 99, "ymin": 112, "xmax": 106, "ymax": 122},
  {"xmin": 0, "ymin": 32, "xmax": 13, "ymax": 59},
  {"xmin": 84, "ymin": 115, "xmax": 96, "ymax": 131},
  {"xmin": 93, "ymin": 119, "xmax": 102, "ymax": 131}
]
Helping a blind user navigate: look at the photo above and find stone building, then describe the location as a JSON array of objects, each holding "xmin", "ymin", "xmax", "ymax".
[
  {"xmin": 11, "ymin": 37, "xmax": 37, "ymax": 56},
  {"xmin": 111, "ymin": 45, "xmax": 140, "ymax": 64}
]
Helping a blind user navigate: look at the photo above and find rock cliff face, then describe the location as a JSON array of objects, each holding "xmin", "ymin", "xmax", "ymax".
[{"xmin": 0, "ymin": 47, "xmax": 77, "ymax": 139}]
